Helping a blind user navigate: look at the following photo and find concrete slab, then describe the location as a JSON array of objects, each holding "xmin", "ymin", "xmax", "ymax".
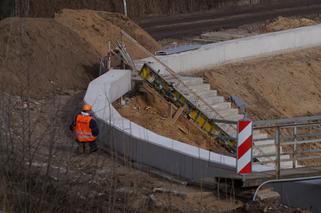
[
  {"xmin": 253, "ymin": 133, "xmax": 269, "ymax": 140},
  {"xmin": 257, "ymin": 189, "xmax": 280, "ymax": 201},
  {"xmin": 197, "ymin": 90, "xmax": 219, "ymax": 97},
  {"xmin": 211, "ymin": 102, "xmax": 231, "ymax": 110},
  {"xmin": 200, "ymin": 96, "xmax": 224, "ymax": 105},
  {"xmin": 215, "ymin": 108, "xmax": 239, "ymax": 117},
  {"xmin": 139, "ymin": 24, "xmax": 321, "ymax": 74},
  {"xmin": 169, "ymin": 78, "xmax": 203, "ymax": 87},
  {"xmin": 84, "ymin": 69, "xmax": 132, "ymax": 122},
  {"xmin": 225, "ymin": 114, "xmax": 244, "ymax": 121},
  {"xmin": 197, "ymin": 90, "xmax": 218, "ymax": 97},
  {"xmin": 188, "ymin": 84, "xmax": 211, "ymax": 91}
]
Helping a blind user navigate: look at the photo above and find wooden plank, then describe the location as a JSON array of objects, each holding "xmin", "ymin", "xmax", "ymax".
[{"xmin": 171, "ymin": 106, "xmax": 184, "ymax": 124}]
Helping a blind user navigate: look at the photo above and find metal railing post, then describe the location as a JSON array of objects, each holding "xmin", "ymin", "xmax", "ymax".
[
  {"xmin": 293, "ymin": 126, "xmax": 297, "ymax": 168},
  {"xmin": 123, "ymin": 0, "xmax": 128, "ymax": 16},
  {"xmin": 275, "ymin": 127, "xmax": 281, "ymax": 179}
]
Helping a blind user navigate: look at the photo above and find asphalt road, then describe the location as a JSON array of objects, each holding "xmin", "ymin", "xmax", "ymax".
[{"xmin": 138, "ymin": 2, "xmax": 321, "ymax": 40}]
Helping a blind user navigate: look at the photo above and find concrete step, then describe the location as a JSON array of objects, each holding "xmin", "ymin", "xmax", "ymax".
[
  {"xmin": 215, "ymin": 108, "xmax": 239, "ymax": 118},
  {"xmin": 189, "ymin": 84, "xmax": 211, "ymax": 91},
  {"xmin": 224, "ymin": 114, "xmax": 244, "ymax": 121},
  {"xmin": 170, "ymin": 78, "xmax": 204, "ymax": 87},
  {"xmin": 202, "ymin": 109, "xmax": 239, "ymax": 121},
  {"xmin": 253, "ymin": 133, "xmax": 269, "ymax": 140},
  {"xmin": 280, "ymin": 161, "xmax": 294, "ymax": 168},
  {"xmin": 255, "ymin": 152, "xmax": 291, "ymax": 161},
  {"xmin": 198, "ymin": 99, "xmax": 225, "ymax": 111},
  {"xmin": 254, "ymin": 139, "xmax": 275, "ymax": 147},
  {"xmin": 253, "ymin": 130, "xmax": 269, "ymax": 138},
  {"xmin": 253, "ymin": 146, "xmax": 276, "ymax": 156},
  {"xmin": 198, "ymin": 90, "xmax": 218, "ymax": 97},
  {"xmin": 200, "ymin": 96, "xmax": 224, "ymax": 105},
  {"xmin": 211, "ymin": 102, "xmax": 231, "ymax": 110},
  {"xmin": 215, "ymin": 122, "xmax": 237, "ymax": 135}
]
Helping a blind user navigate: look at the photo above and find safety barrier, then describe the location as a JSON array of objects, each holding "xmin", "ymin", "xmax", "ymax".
[
  {"xmin": 253, "ymin": 115, "xmax": 321, "ymax": 178},
  {"xmin": 139, "ymin": 24, "xmax": 321, "ymax": 74}
]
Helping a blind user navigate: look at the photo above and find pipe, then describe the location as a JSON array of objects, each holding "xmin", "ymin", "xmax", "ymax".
[
  {"xmin": 122, "ymin": 0, "xmax": 128, "ymax": 16},
  {"xmin": 253, "ymin": 175, "xmax": 321, "ymax": 201}
]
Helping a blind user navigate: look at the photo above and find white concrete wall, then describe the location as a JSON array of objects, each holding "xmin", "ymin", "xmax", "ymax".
[
  {"xmin": 84, "ymin": 69, "xmax": 132, "ymax": 122},
  {"xmin": 84, "ymin": 69, "xmax": 272, "ymax": 172},
  {"xmin": 138, "ymin": 24, "xmax": 321, "ymax": 74}
]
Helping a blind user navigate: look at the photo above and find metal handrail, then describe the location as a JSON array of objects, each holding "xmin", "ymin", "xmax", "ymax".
[
  {"xmin": 253, "ymin": 176, "xmax": 321, "ymax": 201},
  {"xmin": 253, "ymin": 115, "xmax": 321, "ymax": 129}
]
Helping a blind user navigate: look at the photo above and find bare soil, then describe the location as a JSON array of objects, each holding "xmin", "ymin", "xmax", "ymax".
[
  {"xmin": 0, "ymin": 17, "xmax": 99, "ymax": 98},
  {"xmin": 113, "ymin": 88, "xmax": 228, "ymax": 154},
  {"xmin": 0, "ymin": 9, "xmax": 159, "ymax": 98},
  {"xmin": 0, "ymin": 91, "xmax": 242, "ymax": 212},
  {"xmin": 55, "ymin": 9, "xmax": 160, "ymax": 58},
  {"xmin": 202, "ymin": 46, "xmax": 321, "ymax": 120},
  {"xmin": 265, "ymin": 16, "xmax": 317, "ymax": 32},
  {"xmin": 200, "ymin": 46, "xmax": 321, "ymax": 166}
]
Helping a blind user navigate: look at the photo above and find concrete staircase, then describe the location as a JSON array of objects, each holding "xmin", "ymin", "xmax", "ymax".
[{"xmin": 163, "ymin": 74, "xmax": 293, "ymax": 169}]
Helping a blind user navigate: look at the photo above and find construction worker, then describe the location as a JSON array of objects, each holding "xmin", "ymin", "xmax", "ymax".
[{"xmin": 70, "ymin": 104, "xmax": 99, "ymax": 153}]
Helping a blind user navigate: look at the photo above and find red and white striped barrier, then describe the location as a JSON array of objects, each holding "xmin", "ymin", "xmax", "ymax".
[{"xmin": 237, "ymin": 120, "xmax": 253, "ymax": 174}]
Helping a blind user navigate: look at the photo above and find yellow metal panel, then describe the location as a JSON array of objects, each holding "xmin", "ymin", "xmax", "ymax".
[
  {"xmin": 179, "ymin": 96, "xmax": 186, "ymax": 103},
  {"xmin": 198, "ymin": 116, "xmax": 206, "ymax": 127},
  {"xmin": 189, "ymin": 111, "xmax": 198, "ymax": 120},
  {"xmin": 140, "ymin": 67, "xmax": 150, "ymax": 79},
  {"xmin": 203, "ymin": 122, "xmax": 213, "ymax": 133}
]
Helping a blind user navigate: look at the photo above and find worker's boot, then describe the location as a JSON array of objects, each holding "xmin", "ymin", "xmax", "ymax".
[
  {"xmin": 89, "ymin": 142, "xmax": 98, "ymax": 153},
  {"xmin": 82, "ymin": 143, "xmax": 86, "ymax": 153}
]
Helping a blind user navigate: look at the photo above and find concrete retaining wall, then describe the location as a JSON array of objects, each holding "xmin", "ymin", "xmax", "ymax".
[
  {"xmin": 84, "ymin": 69, "xmax": 271, "ymax": 182},
  {"xmin": 138, "ymin": 24, "xmax": 321, "ymax": 74},
  {"xmin": 272, "ymin": 180, "xmax": 321, "ymax": 212}
]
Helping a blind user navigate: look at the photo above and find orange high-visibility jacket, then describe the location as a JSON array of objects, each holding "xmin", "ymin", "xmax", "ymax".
[{"xmin": 75, "ymin": 114, "xmax": 97, "ymax": 142}]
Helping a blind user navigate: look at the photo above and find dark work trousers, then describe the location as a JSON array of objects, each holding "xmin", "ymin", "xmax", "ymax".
[{"xmin": 76, "ymin": 141, "xmax": 98, "ymax": 153}]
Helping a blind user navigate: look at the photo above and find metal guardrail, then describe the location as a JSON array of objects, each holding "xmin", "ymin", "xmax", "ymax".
[
  {"xmin": 252, "ymin": 115, "xmax": 321, "ymax": 179},
  {"xmin": 253, "ymin": 115, "xmax": 321, "ymax": 128}
]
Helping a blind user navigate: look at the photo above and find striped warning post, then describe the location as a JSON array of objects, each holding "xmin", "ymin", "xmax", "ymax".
[{"xmin": 237, "ymin": 120, "xmax": 253, "ymax": 174}]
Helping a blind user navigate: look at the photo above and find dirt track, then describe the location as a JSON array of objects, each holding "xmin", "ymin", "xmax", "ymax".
[{"xmin": 139, "ymin": 3, "xmax": 321, "ymax": 39}]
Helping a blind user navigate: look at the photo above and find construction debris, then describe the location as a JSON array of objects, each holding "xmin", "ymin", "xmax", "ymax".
[
  {"xmin": 152, "ymin": 187, "xmax": 187, "ymax": 198},
  {"xmin": 256, "ymin": 188, "xmax": 280, "ymax": 201},
  {"xmin": 113, "ymin": 93, "xmax": 228, "ymax": 154}
]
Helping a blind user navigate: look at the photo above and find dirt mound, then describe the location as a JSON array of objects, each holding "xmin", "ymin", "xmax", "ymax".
[
  {"xmin": 0, "ymin": 10, "xmax": 160, "ymax": 97},
  {"xmin": 202, "ymin": 46, "xmax": 321, "ymax": 120},
  {"xmin": 265, "ymin": 16, "xmax": 317, "ymax": 32},
  {"xmin": 0, "ymin": 17, "xmax": 99, "ymax": 97},
  {"xmin": 55, "ymin": 9, "xmax": 160, "ymax": 58}
]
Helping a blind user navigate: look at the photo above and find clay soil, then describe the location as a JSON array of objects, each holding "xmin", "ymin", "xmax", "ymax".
[{"xmin": 113, "ymin": 87, "xmax": 228, "ymax": 155}]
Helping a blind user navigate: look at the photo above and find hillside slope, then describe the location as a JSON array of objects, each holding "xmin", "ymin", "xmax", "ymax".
[
  {"xmin": 0, "ymin": 9, "xmax": 159, "ymax": 97},
  {"xmin": 203, "ymin": 46, "xmax": 321, "ymax": 120},
  {"xmin": 55, "ymin": 9, "xmax": 160, "ymax": 58},
  {"xmin": 0, "ymin": 17, "xmax": 99, "ymax": 97}
]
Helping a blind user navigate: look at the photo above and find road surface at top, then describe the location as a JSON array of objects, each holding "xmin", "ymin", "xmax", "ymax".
[{"xmin": 138, "ymin": 2, "xmax": 321, "ymax": 40}]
